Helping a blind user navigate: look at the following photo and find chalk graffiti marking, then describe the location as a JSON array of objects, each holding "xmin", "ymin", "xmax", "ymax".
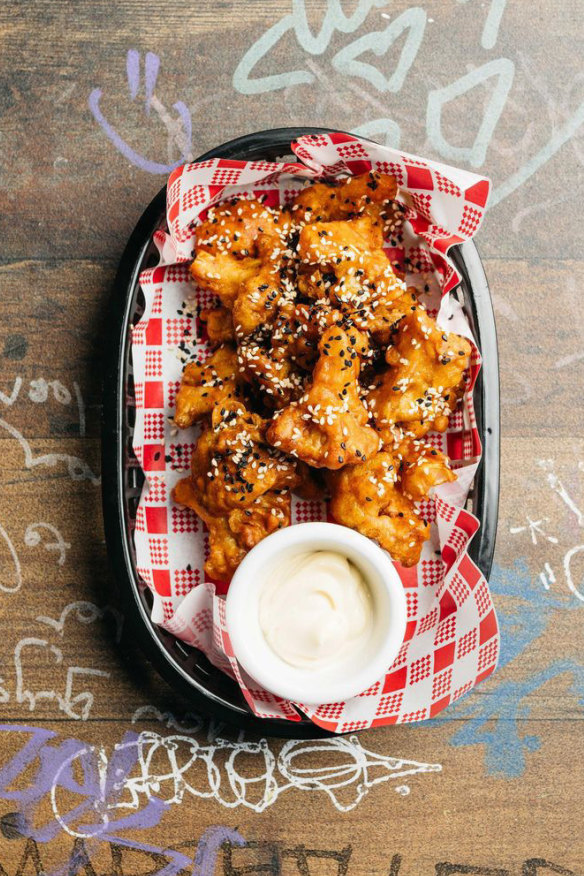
[
  {"xmin": 48, "ymin": 731, "xmax": 442, "ymax": 837},
  {"xmin": 538, "ymin": 458, "xmax": 584, "ymax": 527},
  {"xmin": 564, "ymin": 545, "xmax": 584, "ymax": 603},
  {"xmin": 0, "ymin": 375, "xmax": 86, "ymax": 436},
  {"xmin": 24, "ymin": 522, "xmax": 71, "ymax": 566},
  {"xmin": 14, "ymin": 638, "xmax": 110, "ymax": 721},
  {"xmin": 233, "ymin": 0, "xmax": 388, "ymax": 95},
  {"xmin": 231, "ymin": 0, "xmax": 584, "ymax": 208},
  {"xmin": 0, "ymin": 523, "xmax": 23, "ymax": 593},
  {"xmin": 0, "ymin": 518, "xmax": 71, "ymax": 594},
  {"xmin": 426, "ymin": 58, "xmax": 515, "ymax": 169},
  {"xmin": 0, "ymin": 417, "xmax": 99, "ymax": 483},
  {"xmin": 36, "ymin": 600, "xmax": 123, "ymax": 640},
  {"xmin": 456, "ymin": 0, "xmax": 509, "ymax": 51},
  {"xmin": 509, "ymin": 516, "xmax": 559, "ymax": 545},
  {"xmin": 0, "ymin": 602, "xmax": 120, "ymax": 720},
  {"xmin": 538, "ymin": 562, "xmax": 555, "ymax": 591},
  {"xmin": 0, "ymin": 725, "xmax": 441, "ymax": 843},
  {"xmin": 0, "ymin": 831, "xmax": 580, "ymax": 876},
  {"xmin": 330, "ymin": 8, "xmax": 427, "ymax": 94},
  {"xmin": 89, "ymin": 51, "xmax": 193, "ymax": 174},
  {"xmin": 436, "ymin": 460, "xmax": 584, "ymax": 777},
  {"xmin": 131, "ymin": 704, "xmax": 242, "ymax": 742},
  {"xmin": 88, "ymin": 2, "xmax": 584, "ymax": 223}
]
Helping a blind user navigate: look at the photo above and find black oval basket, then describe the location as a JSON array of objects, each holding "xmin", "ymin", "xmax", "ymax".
[{"xmin": 102, "ymin": 127, "xmax": 500, "ymax": 736}]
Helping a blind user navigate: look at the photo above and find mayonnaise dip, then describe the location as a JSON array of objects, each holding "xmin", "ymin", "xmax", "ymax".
[{"xmin": 258, "ymin": 551, "xmax": 373, "ymax": 669}]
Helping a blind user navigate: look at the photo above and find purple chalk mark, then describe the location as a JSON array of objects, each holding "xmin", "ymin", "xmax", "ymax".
[
  {"xmin": 113, "ymin": 835, "xmax": 195, "ymax": 876},
  {"xmin": 0, "ymin": 726, "xmax": 245, "ymax": 858},
  {"xmin": 0, "ymin": 726, "xmax": 167, "ymax": 842},
  {"xmin": 45, "ymin": 732, "xmax": 171, "ymax": 842},
  {"xmin": 174, "ymin": 100, "xmax": 193, "ymax": 156},
  {"xmin": 88, "ymin": 89, "xmax": 186, "ymax": 175},
  {"xmin": 0, "ymin": 725, "xmax": 56, "ymax": 800},
  {"xmin": 0, "ymin": 726, "xmax": 103, "ymax": 841},
  {"xmin": 144, "ymin": 52, "xmax": 161, "ymax": 115},
  {"xmin": 126, "ymin": 49, "xmax": 140, "ymax": 100},
  {"xmin": 46, "ymin": 834, "xmax": 195, "ymax": 876},
  {"xmin": 193, "ymin": 826, "xmax": 246, "ymax": 876}
]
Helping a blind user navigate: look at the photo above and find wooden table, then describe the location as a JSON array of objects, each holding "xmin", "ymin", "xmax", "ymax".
[{"xmin": 1, "ymin": 1, "xmax": 583, "ymax": 872}]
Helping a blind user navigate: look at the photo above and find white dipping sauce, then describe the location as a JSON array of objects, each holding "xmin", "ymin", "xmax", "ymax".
[{"xmin": 258, "ymin": 551, "xmax": 373, "ymax": 669}]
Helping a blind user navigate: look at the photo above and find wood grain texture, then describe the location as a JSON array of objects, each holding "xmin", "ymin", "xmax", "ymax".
[{"xmin": 1, "ymin": 0, "xmax": 584, "ymax": 872}]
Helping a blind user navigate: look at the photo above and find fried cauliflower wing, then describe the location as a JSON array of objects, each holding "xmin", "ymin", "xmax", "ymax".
[
  {"xmin": 266, "ymin": 326, "xmax": 380, "ymax": 468},
  {"xmin": 189, "ymin": 251, "xmax": 261, "ymax": 308},
  {"xmin": 191, "ymin": 199, "xmax": 295, "ymax": 335},
  {"xmin": 290, "ymin": 171, "xmax": 398, "ymax": 233},
  {"xmin": 231, "ymin": 261, "xmax": 289, "ymax": 337},
  {"xmin": 172, "ymin": 402, "xmax": 300, "ymax": 581},
  {"xmin": 172, "ymin": 476, "xmax": 247, "ymax": 581},
  {"xmin": 297, "ymin": 217, "xmax": 389, "ymax": 299},
  {"xmin": 270, "ymin": 301, "xmax": 374, "ymax": 372},
  {"xmin": 328, "ymin": 450, "xmax": 429, "ymax": 567},
  {"xmin": 399, "ymin": 440, "xmax": 456, "ymax": 501},
  {"xmin": 173, "ymin": 477, "xmax": 291, "ymax": 583},
  {"xmin": 368, "ymin": 308, "xmax": 471, "ymax": 438},
  {"xmin": 174, "ymin": 345, "xmax": 242, "ymax": 429},
  {"xmin": 237, "ymin": 336, "xmax": 306, "ymax": 408},
  {"xmin": 175, "ymin": 177, "xmax": 469, "ymax": 580},
  {"xmin": 296, "ymin": 216, "xmax": 411, "ymax": 345},
  {"xmin": 200, "ymin": 306, "xmax": 235, "ymax": 346},
  {"xmin": 194, "ymin": 197, "xmax": 285, "ymax": 258}
]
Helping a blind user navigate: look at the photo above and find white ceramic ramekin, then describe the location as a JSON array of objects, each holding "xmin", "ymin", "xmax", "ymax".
[{"xmin": 225, "ymin": 522, "xmax": 407, "ymax": 705}]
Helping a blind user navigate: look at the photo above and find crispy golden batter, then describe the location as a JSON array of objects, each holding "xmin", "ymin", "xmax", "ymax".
[
  {"xmin": 190, "ymin": 251, "xmax": 261, "ymax": 307},
  {"xmin": 328, "ymin": 450, "xmax": 429, "ymax": 567},
  {"xmin": 298, "ymin": 216, "xmax": 384, "ymax": 263},
  {"xmin": 174, "ymin": 172, "xmax": 470, "ymax": 575},
  {"xmin": 297, "ymin": 217, "xmax": 391, "ymax": 299},
  {"xmin": 345, "ymin": 290, "xmax": 413, "ymax": 346},
  {"xmin": 368, "ymin": 308, "xmax": 471, "ymax": 438},
  {"xmin": 296, "ymin": 215, "xmax": 411, "ymax": 348},
  {"xmin": 200, "ymin": 306, "xmax": 234, "ymax": 346},
  {"xmin": 190, "ymin": 198, "xmax": 295, "ymax": 337},
  {"xmin": 266, "ymin": 326, "xmax": 380, "ymax": 469},
  {"xmin": 270, "ymin": 301, "xmax": 374, "ymax": 372},
  {"xmin": 399, "ymin": 440, "xmax": 456, "ymax": 500},
  {"xmin": 231, "ymin": 262, "xmax": 288, "ymax": 337},
  {"xmin": 173, "ymin": 477, "xmax": 291, "ymax": 582},
  {"xmin": 237, "ymin": 337, "xmax": 306, "ymax": 408},
  {"xmin": 172, "ymin": 402, "xmax": 299, "ymax": 581},
  {"xmin": 329, "ymin": 440, "xmax": 457, "ymax": 565},
  {"xmin": 174, "ymin": 345, "xmax": 242, "ymax": 429},
  {"xmin": 290, "ymin": 171, "xmax": 398, "ymax": 234},
  {"xmin": 194, "ymin": 197, "xmax": 285, "ymax": 257}
]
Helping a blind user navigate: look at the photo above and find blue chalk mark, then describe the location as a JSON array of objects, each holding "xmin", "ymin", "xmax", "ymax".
[{"xmin": 433, "ymin": 560, "xmax": 584, "ymax": 777}]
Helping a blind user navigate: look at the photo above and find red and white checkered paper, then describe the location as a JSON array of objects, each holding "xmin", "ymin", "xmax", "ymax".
[{"xmin": 132, "ymin": 133, "xmax": 499, "ymax": 732}]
